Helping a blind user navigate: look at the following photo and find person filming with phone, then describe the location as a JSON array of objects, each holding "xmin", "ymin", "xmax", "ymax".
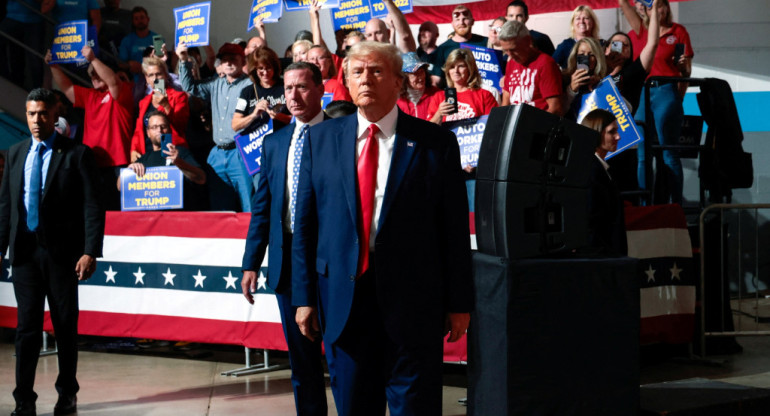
[
  {"xmin": 563, "ymin": 37, "xmax": 607, "ymax": 120},
  {"xmin": 428, "ymin": 48, "xmax": 497, "ymax": 125},
  {"xmin": 130, "ymin": 56, "xmax": 190, "ymax": 162},
  {"xmin": 119, "ymin": 112, "xmax": 205, "ymax": 208}
]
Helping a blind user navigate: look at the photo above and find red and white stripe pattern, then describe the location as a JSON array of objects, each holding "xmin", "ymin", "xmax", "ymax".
[{"xmin": 625, "ymin": 204, "xmax": 695, "ymax": 345}]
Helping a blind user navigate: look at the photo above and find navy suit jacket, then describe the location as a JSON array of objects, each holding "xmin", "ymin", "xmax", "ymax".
[
  {"xmin": 242, "ymin": 116, "xmax": 328, "ymax": 291},
  {"xmin": 292, "ymin": 110, "xmax": 473, "ymax": 347},
  {"xmin": 0, "ymin": 134, "xmax": 104, "ymax": 265}
]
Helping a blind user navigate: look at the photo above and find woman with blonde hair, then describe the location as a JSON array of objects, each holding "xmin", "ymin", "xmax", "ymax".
[
  {"xmin": 553, "ymin": 5, "xmax": 600, "ymax": 68},
  {"xmin": 428, "ymin": 48, "xmax": 497, "ymax": 124},
  {"xmin": 291, "ymin": 39, "xmax": 312, "ymax": 62},
  {"xmin": 563, "ymin": 37, "xmax": 607, "ymax": 120}
]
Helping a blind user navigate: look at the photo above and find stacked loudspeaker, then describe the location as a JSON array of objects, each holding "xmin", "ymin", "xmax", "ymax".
[
  {"xmin": 468, "ymin": 105, "xmax": 640, "ymax": 415},
  {"xmin": 475, "ymin": 104, "xmax": 598, "ymax": 258}
]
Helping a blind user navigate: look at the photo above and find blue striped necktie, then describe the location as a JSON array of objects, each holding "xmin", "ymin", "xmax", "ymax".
[
  {"xmin": 290, "ymin": 124, "xmax": 309, "ymax": 232},
  {"xmin": 27, "ymin": 142, "xmax": 45, "ymax": 232}
]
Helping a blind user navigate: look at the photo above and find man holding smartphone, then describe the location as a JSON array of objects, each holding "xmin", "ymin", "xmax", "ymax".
[
  {"xmin": 118, "ymin": 6, "xmax": 159, "ymax": 78},
  {"xmin": 130, "ymin": 56, "xmax": 190, "ymax": 162},
  {"xmin": 120, "ymin": 112, "xmax": 206, "ymax": 208}
]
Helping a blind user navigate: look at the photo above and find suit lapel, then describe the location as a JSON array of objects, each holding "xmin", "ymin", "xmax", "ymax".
[
  {"xmin": 274, "ymin": 123, "xmax": 294, "ymax": 215},
  {"xmin": 378, "ymin": 112, "xmax": 416, "ymax": 230},
  {"xmin": 10, "ymin": 141, "xmax": 31, "ymax": 206},
  {"xmin": 42, "ymin": 135, "xmax": 65, "ymax": 201},
  {"xmin": 337, "ymin": 114, "xmax": 359, "ymax": 228}
]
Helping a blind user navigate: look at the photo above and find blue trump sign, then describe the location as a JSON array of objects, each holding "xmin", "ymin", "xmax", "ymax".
[
  {"xmin": 331, "ymin": 0, "xmax": 370, "ymax": 31},
  {"xmin": 577, "ymin": 76, "xmax": 642, "ymax": 159},
  {"xmin": 236, "ymin": 119, "xmax": 274, "ymax": 175},
  {"xmin": 120, "ymin": 167, "xmax": 184, "ymax": 211},
  {"xmin": 284, "ymin": 0, "xmax": 340, "ymax": 12},
  {"xmin": 443, "ymin": 115, "xmax": 488, "ymax": 169},
  {"xmin": 369, "ymin": 0, "xmax": 412, "ymax": 18},
  {"xmin": 174, "ymin": 2, "xmax": 211, "ymax": 47},
  {"xmin": 321, "ymin": 93, "xmax": 334, "ymax": 109},
  {"xmin": 461, "ymin": 43, "xmax": 504, "ymax": 93},
  {"xmin": 248, "ymin": 0, "xmax": 283, "ymax": 27},
  {"xmin": 50, "ymin": 20, "xmax": 88, "ymax": 64}
]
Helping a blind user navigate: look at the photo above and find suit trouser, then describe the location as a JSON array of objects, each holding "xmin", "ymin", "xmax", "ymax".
[
  {"xmin": 323, "ymin": 268, "xmax": 444, "ymax": 416},
  {"xmin": 12, "ymin": 233, "xmax": 80, "ymax": 403},
  {"xmin": 276, "ymin": 233, "xmax": 328, "ymax": 416}
]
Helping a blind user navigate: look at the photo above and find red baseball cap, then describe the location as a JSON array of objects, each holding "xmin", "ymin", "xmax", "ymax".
[{"xmin": 216, "ymin": 43, "xmax": 245, "ymax": 59}]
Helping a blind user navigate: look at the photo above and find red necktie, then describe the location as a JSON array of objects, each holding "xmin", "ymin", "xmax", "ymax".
[{"xmin": 357, "ymin": 124, "xmax": 379, "ymax": 276}]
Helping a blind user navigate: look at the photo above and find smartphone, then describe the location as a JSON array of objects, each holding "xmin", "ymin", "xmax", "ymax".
[
  {"xmin": 444, "ymin": 87, "xmax": 458, "ymax": 114},
  {"xmin": 161, "ymin": 133, "xmax": 172, "ymax": 151},
  {"xmin": 154, "ymin": 78, "xmax": 166, "ymax": 96},
  {"xmin": 611, "ymin": 41, "xmax": 623, "ymax": 54},
  {"xmin": 152, "ymin": 35, "xmax": 164, "ymax": 57},
  {"xmin": 674, "ymin": 43, "xmax": 685, "ymax": 63},
  {"xmin": 576, "ymin": 55, "xmax": 590, "ymax": 72}
]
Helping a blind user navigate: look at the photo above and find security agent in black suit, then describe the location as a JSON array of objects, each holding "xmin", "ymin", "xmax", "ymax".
[
  {"xmin": 581, "ymin": 109, "xmax": 628, "ymax": 256},
  {"xmin": 0, "ymin": 88, "xmax": 105, "ymax": 416}
]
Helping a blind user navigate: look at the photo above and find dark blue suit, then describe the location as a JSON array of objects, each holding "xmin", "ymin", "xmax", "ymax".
[
  {"xmin": 292, "ymin": 110, "xmax": 473, "ymax": 415},
  {"xmin": 242, "ymin": 120, "xmax": 327, "ymax": 416}
]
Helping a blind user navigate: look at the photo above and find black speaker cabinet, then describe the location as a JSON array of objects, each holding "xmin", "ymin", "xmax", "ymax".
[{"xmin": 475, "ymin": 105, "xmax": 599, "ymax": 258}]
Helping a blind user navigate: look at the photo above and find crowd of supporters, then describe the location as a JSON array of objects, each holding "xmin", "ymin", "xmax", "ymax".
[{"xmin": 0, "ymin": 0, "xmax": 694, "ymax": 208}]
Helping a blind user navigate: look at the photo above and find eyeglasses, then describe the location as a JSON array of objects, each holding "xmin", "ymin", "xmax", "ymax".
[
  {"xmin": 147, "ymin": 124, "xmax": 169, "ymax": 130},
  {"xmin": 489, "ymin": 26, "xmax": 503, "ymax": 34}
]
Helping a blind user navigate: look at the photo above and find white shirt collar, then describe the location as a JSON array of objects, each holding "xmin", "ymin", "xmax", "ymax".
[
  {"xmin": 356, "ymin": 105, "xmax": 398, "ymax": 139},
  {"xmin": 295, "ymin": 110, "xmax": 325, "ymax": 133}
]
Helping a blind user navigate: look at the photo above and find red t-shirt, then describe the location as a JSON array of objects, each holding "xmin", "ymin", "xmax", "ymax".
[
  {"xmin": 324, "ymin": 78, "xmax": 352, "ymax": 101},
  {"xmin": 331, "ymin": 54, "xmax": 346, "ymax": 85},
  {"xmin": 397, "ymin": 86, "xmax": 440, "ymax": 121},
  {"xmin": 628, "ymin": 29, "xmax": 645, "ymax": 61},
  {"xmin": 503, "ymin": 51, "xmax": 562, "ymax": 112},
  {"xmin": 74, "ymin": 82, "xmax": 135, "ymax": 167},
  {"xmin": 639, "ymin": 22, "xmax": 694, "ymax": 78},
  {"xmin": 427, "ymin": 88, "xmax": 498, "ymax": 123}
]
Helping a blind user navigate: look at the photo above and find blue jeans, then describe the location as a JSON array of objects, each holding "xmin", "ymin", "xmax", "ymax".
[
  {"xmin": 636, "ymin": 82, "xmax": 684, "ymax": 204},
  {"xmin": 207, "ymin": 146, "xmax": 253, "ymax": 212}
]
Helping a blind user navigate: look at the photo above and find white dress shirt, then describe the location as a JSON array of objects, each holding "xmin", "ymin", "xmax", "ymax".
[
  {"xmin": 356, "ymin": 105, "xmax": 398, "ymax": 250},
  {"xmin": 284, "ymin": 110, "xmax": 326, "ymax": 232}
]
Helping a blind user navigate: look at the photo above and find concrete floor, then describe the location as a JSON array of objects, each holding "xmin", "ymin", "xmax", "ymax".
[
  {"xmin": 1, "ymin": 333, "xmax": 770, "ymax": 415},
  {"xmin": 0, "ymin": 335, "xmax": 470, "ymax": 416}
]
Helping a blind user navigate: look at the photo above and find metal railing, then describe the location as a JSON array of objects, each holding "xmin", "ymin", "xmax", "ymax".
[{"xmin": 698, "ymin": 203, "xmax": 770, "ymax": 357}]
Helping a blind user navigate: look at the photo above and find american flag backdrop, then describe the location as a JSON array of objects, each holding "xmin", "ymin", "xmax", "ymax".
[
  {"xmin": 405, "ymin": 0, "xmax": 692, "ymax": 25},
  {"xmin": 0, "ymin": 211, "xmax": 470, "ymax": 361},
  {"xmin": 625, "ymin": 204, "xmax": 696, "ymax": 345}
]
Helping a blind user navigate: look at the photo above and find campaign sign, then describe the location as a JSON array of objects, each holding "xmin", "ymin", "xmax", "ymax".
[
  {"xmin": 577, "ymin": 76, "xmax": 642, "ymax": 159},
  {"xmin": 284, "ymin": 0, "xmax": 341, "ymax": 12},
  {"xmin": 174, "ymin": 2, "xmax": 211, "ymax": 47},
  {"xmin": 248, "ymin": 0, "xmax": 283, "ymax": 27},
  {"xmin": 321, "ymin": 93, "xmax": 334, "ymax": 109},
  {"xmin": 461, "ymin": 43, "xmax": 504, "ymax": 93},
  {"xmin": 369, "ymin": 0, "xmax": 412, "ymax": 18},
  {"xmin": 50, "ymin": 20, "xmax": 88, "ymax": 64},
  {"xmin": 443, "ymin": 115, "xmax": 487, "ymax": 169},
  {"xmin": 331, "ymin": 0, "xmax": 371, "ymax": 31},
  {"xmin": 120, "ymin": 166, "xmax": 184, "ymax": 211},
  {"xmin": 236, "ymin": 119, "xmax": 274, "ymax": 175}
]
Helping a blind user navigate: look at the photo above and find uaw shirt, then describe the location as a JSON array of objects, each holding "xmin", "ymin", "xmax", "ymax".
[{"xmin": 503, "ymin": 51, "xmax": 562, "ymax": 112}]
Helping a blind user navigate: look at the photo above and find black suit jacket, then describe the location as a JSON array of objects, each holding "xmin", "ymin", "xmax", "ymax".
[
  {"xmin": 0, "ymin": 134, "xmax": 104, "ymax": 265},
  {"xmin": 588, "ymin": 155, "xmax": 627, "ymax": 256}
]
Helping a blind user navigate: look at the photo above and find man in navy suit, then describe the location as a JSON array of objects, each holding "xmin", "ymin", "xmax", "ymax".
[
  {"xmin": 0, "ymin": 88, "xmax": 104, "ymax": 416},
  {"xmin": 292, "ymin": 41, "xmax": 473, "ymax": 416},
  {"xmin": 241, "ymin": 61, "xmax": 329, "ymax": 416}
]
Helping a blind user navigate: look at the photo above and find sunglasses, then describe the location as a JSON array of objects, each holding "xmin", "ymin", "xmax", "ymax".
[
  {"xmin": 489, "ymin": 26, "xmax": 502, "ymax": 34},
  {"xmin": 452, "ymin": 11, "xmax": 470, "ymax": 18}
]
